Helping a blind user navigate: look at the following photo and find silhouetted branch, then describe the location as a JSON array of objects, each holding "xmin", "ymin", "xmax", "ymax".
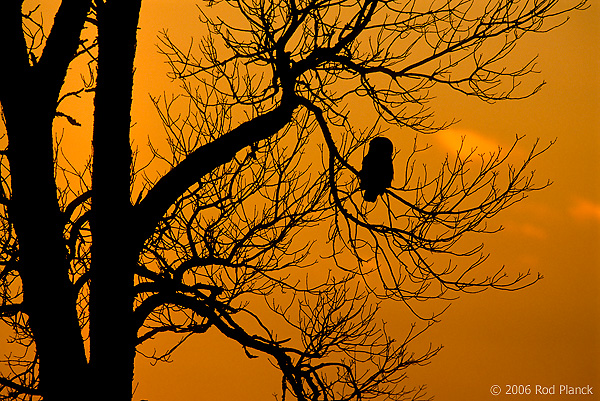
[
  {"xmin": 36, "ymin": 0, "xmax": 92, "ymax": 98},
  {"xmin": 0, "ymin": 304, "xmax": 22, "ymax": 317},
  {"xmin": 0, "ymin": 376, "xmax": 41, "ymax": 397},
  {"xmin": 135, "ymin": 99, "xmax": 300, "ymax": 245}
]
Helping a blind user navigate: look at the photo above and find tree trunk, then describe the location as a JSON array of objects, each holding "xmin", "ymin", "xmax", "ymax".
[
  {"xmin": 89, "ymin": 1, "xmax": 142, "ymax": 400},
  {"xmin": 4, "ymin": 88, "xmax": 88, "ymax": 401}
]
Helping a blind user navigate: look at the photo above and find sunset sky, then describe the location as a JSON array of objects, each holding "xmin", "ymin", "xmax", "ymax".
[
  {"xmin": 126, "ymin": 1, "xmax": 599, "ymax": 400},
  {"xmin": 2, "ymin": 1, "xmax": 598, "ymax": 400}
]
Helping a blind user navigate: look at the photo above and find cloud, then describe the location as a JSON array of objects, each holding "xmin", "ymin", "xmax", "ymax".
[
  {"xmin": 503, "ymin": 220, "xmax": 548, "ymax": 240},
  {"xmin": 568, "ymin": 198, "xmax": 600, "ymax": 223},
  {"xmin": 517, "ymin": 223, "xmax": 548, "ymax": 240},
  {"xmin": 436, "ymin": 128, "xmax": 501, "ymax": 155}
]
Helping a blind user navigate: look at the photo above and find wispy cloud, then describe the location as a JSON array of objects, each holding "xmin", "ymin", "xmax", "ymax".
[
  {"xmin": 517, "ymin": 223, "xmax": 548, "ymax": 240},
  {"xmin": 568, "ymin": 197, "xmax": 600, "ymax": 223},
  {"xmin": 436, "ymin": 128, "xmax": 501, "ymax": 155},
  {"xmin": 503, "ymin": 219, "xmax": 548, "ymax": 240}
]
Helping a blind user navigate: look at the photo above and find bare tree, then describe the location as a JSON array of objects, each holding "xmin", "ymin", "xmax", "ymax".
[{"xmin": 0, "ymin": 0, "xmax": 588, "ymax": 400}]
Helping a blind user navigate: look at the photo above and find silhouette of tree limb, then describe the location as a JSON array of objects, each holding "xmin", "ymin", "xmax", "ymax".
[{"xmin": 0, "ymin": 376, "xmax": 41, "ymax": 397}]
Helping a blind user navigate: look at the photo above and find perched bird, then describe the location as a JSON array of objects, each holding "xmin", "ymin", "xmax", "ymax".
[{"xmin": 359, "ymin": 137, "xmax": 394, "ymax": 202}]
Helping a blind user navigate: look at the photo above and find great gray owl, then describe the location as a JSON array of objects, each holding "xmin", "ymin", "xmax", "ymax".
[{"xmin": 360, "ymin": 137, "xmax": 394, "ymax": 202}]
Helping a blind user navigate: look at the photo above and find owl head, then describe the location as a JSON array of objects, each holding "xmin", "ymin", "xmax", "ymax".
[{"xmin": 368, "ymin": 137, "xmax": 393, "ymax": 157}]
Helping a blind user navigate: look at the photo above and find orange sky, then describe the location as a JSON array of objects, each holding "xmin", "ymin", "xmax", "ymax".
[
  {"xmin": 127, "ymin": 2, "xmax": 599, "ymax": 400},
  {"xmin": 2, "ymin": 1, "xmax": 598, "ymax": 400}
]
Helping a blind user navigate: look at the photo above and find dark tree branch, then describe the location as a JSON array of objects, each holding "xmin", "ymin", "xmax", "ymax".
[
  {"xmin": 36, "ymin": 0, "xmax": 93, "ymax": 104},
  {"xmin": 0, "ymin": 303, "xmax": 22, "ymax": 317},
  {"xmin": 0, "ymin": 376, "xmax": 41, "ymax": 396},
  {"xmin": 134, "ymin": 99, "xmax": 300, "ymax": 246}
]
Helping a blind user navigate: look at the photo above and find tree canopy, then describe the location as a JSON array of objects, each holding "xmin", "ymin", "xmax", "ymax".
[{"xmin": 0, "ymin": 0, "xmax": 588, "ymax": 400}]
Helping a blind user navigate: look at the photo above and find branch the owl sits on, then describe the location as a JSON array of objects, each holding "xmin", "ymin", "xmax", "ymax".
[{"xmin": 359, "ymin": 137, "xmax": 394, "ymax": 202}]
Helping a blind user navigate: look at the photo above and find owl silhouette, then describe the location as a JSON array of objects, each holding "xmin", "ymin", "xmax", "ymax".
[{"xmin": 360, "ymin": 137, "xmax": 394, "ymax": 202}]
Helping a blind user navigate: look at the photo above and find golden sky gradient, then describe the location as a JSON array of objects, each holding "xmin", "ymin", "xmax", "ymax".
[
  {"xmin": 1, "ymin": 1, "xmax": 598, "ymax": 400},
  {"xmin": 126, "ymin": 1, "xmax": 600, "ymax": 400}
]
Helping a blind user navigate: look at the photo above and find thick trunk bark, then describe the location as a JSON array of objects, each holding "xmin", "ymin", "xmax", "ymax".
[
  {"xmin": 0, "ymin": 2, "xmax": 92, "ymax": 397},
  {"xmin": 89, "ymin": 1, "xmax": 142, "ymax": 399},
  {"xmin": 5, "ymin": 93, "xmax": 88, "ymax": 401}
]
